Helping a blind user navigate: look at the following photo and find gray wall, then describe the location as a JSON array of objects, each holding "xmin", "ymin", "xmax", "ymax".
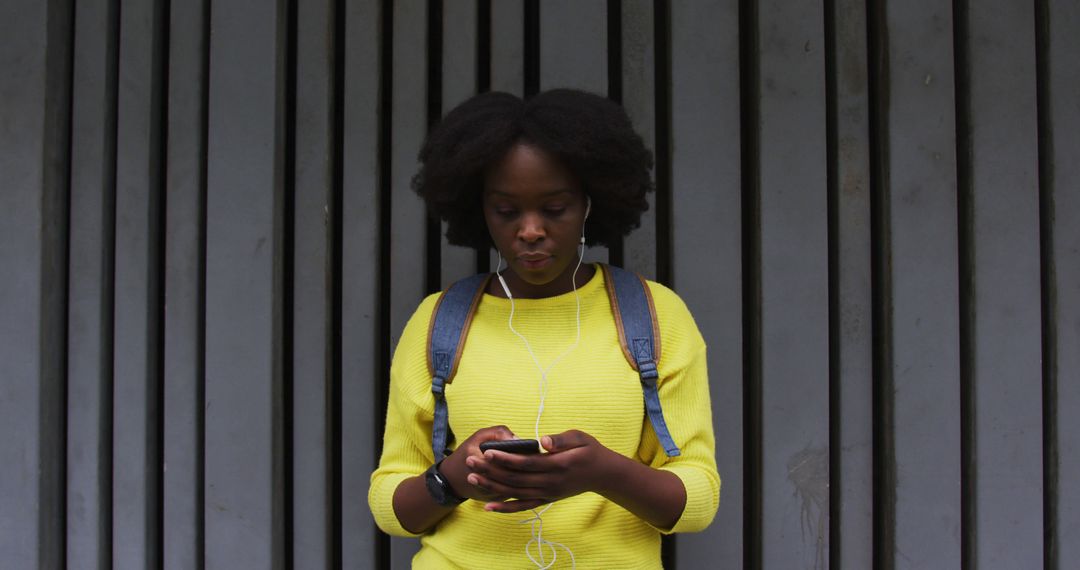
[{"xmin": 1, "ymin": 0, "xmax": 1076, "ymax": 568}]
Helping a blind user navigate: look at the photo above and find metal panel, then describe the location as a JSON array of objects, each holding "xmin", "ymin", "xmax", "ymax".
[
  {"xmin": 442, "ymin": 0, "xmax": 477, "ymax": 112},
  {"xmin": 0, "ymin": 1, "xmax": 69, "ymax": 568},
  {"xmin": 965, "ymin": 1, "xmax": 1044, "ymax": 567},
  {"xmin": 67, "ymin": 0, "xmax": 116, "ymax": 567},
  {"xmin": 162, "ymin": 1, "xmax": 207, "ymax": 568},
  {"xmin": 340, "ymin": 0, "xmax": 382, "ymax": 567},
  {"xmin": 441, "ymin": 0, "xmax": 480, "ymax": 287},
  {"xmin": 831, "ymin": 0, "xmax": 873, "ymax": 566},
  {"xmin": 6, "ymin": 3, "xmax": 1079, "ymax": 569},
  {"xmin": 204, "ymin": 0, "xmax": 286, "ymax": 567},
  {"xmin": 539, "ymin": 0, "xmax": 608, "ymax": 264},
  {"xmin": 884, "ymin": 1, "xmax": 962, "ymax": 566},
  {"xmin": 293, "ymin": 0, "xmax": 335, "ymax": 566},
  {"xmin": 620, "ymin": 0, "xmax": 657, "ymax": 279},
  {"xmin": 539, "ymin": 0, "xmax": 606, "ymax": 93},
  {"xmin": 389, "ymin": 0, "xmax": 428, "ymax": 566},
  {"xmin": 669, "ymin": 1, "xmax": 743, "ymax": 567},
  {"xmin": 112, "ymin": 0, "xmax": 165, "ymax": 566},
  {"xmin": 489, "ymin": 0, "xmax": 523, "ymax": 270},
  {"xmin": 490, "ymin": 0, "xmax": 524, "ymax": 96},
  {"xmin": 1047, "ymin": 0, "xmax": 1080, "ymax": 564},
  {"xmin": 757, "ymin": 2, "xmax": 830, "ymax": 568}
]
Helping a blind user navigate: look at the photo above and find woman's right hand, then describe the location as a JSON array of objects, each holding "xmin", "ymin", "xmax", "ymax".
[
  {"xmin": 391, "ymin": 425, "xmax": 518, "ymax": 533},
  {"xmin": 438, "ymin": 425, "xmax": 519, "ymax": 501},
  {"xmin": 392, "ymin": 425, "xmax": 523, "ymax": 534}
]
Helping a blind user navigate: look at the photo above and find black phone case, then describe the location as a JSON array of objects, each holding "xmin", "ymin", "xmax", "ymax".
[{"xmin": 479, "ymin": 439, "xmax": 540, "ymax": 454}]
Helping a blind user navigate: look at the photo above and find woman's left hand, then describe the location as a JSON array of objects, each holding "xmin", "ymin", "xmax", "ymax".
[{"xmin": 464, "ymin": 429, "xmax": 617, "ymax": 513}]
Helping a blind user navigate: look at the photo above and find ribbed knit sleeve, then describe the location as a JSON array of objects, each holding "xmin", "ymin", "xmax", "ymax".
[
  {"xmin": 368, "ymin": 294, "xmax": 441, "ymax": 538},
  {"xmin": 640, "ymin": 283, "xmax": 721, "ymax": 534}
]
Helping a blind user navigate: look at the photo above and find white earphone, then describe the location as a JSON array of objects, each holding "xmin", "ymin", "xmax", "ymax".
[
  {"xmin": 490, "ymin": 194, "xmax": 591, "ymax": 569},
  {"xmin": 496, "ymin": 262, "xmax": 513, "ymax": 299},
  {"xmin": 581, "ymin": 196, "xmax": 591, "ymax": 245}
]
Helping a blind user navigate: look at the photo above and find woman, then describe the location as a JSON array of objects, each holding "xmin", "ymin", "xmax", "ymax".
[{"xmin": 369, "ymin": 89, "xmax": 719, "ymax": 569}]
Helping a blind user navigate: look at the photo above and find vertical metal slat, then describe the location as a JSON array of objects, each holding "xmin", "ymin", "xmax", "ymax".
[
  {"xmin": 1045, "ymin": 0, "xmax": 1080, "ymax": 566},
  {"xmin": 0, "ymin": 1, "xmax": 72, "ymax": 568},
  {"xmin": 669, "ymin": 1, "xmax": 744, "ymax": 567},
  {"xmin": 964, "ymin": 0, "xmax": 1044, "ymax": 567},
  {"xmin": 112, "ymin": 0, "xmax": 166, "ymax": 565},
  {"xmin": 620, "ymin": 0, "xmax": 658, "ymax": 280},
  {"xmin": 67, "ymin": 0, "xmax": 118, "ymax": 567},
  {"xmin": 829, "ymin": 0, "xmax": 874, "ymax": 566},
  {"xmin": 162, "ymin": 0, "xmax": 208, "ymax": 567},
  {"xmin": 439, "ymin": 0, "xmax": 480, "ymax": 288},
  {"xmin": 292, "ymin": 0, "xmax": 336, "ymax": 566},
  {"xmin": 757, "ymin": 2, "xmax": 831, "ymax": 567},
  {"xmin": 204, "ymin": 0, "xmax": 288, "ymax": 567},
  {"xmin": 388, "ymin": 0, "xmax": 429, "ymax": 566},
  {"xmin": 884, "ymin": 1, "xmax": 963, "ymax": 566},
  {"xmin": 340, "ymin": 0, "xmax": 383, "ymax": 566}
]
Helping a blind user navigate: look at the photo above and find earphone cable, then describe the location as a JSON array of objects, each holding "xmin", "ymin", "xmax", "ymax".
[{"xmin": 495, "ymin": 237, "xmax": 587, "ymax": 570}]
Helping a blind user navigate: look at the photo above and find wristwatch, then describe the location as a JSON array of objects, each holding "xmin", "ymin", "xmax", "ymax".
[{"xmin": 424, "ymin": 459, "xmax": 465, "ymax": 507}]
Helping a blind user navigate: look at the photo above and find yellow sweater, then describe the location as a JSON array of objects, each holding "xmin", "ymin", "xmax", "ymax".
[{"xmin": 369, "ymin": 267, "xmax": 720, "ymax": 569}]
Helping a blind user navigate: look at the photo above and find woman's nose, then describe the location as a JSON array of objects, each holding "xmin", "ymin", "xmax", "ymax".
[{"xmin": 517, "ymin": 212, "xmax": 545, "ymax": 242}]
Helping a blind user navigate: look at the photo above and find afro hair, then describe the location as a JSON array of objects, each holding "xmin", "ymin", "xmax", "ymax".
[{"xmin": 411, "ymin": 89, "xmax": 654, "ymax": 249}]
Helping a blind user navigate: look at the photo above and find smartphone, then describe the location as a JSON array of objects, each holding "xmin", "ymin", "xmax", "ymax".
[{"xmin": 479, "ymin": 438, "xmax": 540, "ymax": 455}]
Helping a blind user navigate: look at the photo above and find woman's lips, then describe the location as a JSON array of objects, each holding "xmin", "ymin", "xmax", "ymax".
[{"xmin": 516, "ymin": 253, "xmax": 552, "ymax": 270}]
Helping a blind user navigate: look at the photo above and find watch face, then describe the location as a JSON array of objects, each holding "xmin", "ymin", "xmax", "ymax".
[
  {"xmin": 425, "ymin": 468, "xmax": 446, "ymax": 503},
  {"xmin": 425, "ymin": 463, "xmax": 461, "ymax": 506}
]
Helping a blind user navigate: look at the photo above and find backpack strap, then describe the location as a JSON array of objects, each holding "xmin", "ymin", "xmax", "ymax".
[
  {"xmin": 599, "ymin": 264, "xmax": 682, "ymax": 457},
  {"xmin": 427, "ymin": 273, "xmax": 492, "ymax": 459}
]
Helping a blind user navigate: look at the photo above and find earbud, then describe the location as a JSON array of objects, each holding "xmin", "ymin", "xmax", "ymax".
[{"xmin": 581, "ymin": 196, "xmax": 591, "ymax": 245}]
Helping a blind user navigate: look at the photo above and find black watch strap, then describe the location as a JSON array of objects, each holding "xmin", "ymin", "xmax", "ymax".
[{"xmin": 424, "ymin": 459, "xmax": 465, "ymax": 507}]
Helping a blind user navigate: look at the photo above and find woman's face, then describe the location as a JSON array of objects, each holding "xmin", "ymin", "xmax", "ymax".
[{"xmin": 483, "ymin": 143, "xmax": 591, "ymax": 298}]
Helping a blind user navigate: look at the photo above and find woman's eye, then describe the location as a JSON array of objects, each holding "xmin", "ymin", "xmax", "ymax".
[
  {"xmin": 544, "ymin": 206, "xmax": 566, "ymax": 216},
  {"xmin": 495, "ymin": 208, "xmax": 517, "ymax": 218}
]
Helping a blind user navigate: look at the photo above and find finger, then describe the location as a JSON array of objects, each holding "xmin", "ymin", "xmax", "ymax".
[
  {"xmin": 541, "ymin": 430, "xmax": 588, "ymax": 453},
  {"xmin": 466, "ymin": 454, "xmax": 500, "ymax": 480},
  {"xmin": 481, "ymin": 425, "xmax": 517, "ymax": 441},
  {"xmin": 471, "ymin": 457, "xmax": 552, "ymax": 489},
  {"xmin": 465, "ymin": 426, "xmax": 518, "ymax": 458},
  {"xmin": 482, "ymin": 449, "xmax": 553, "ymax": 473},
  {"xmin": 483, "ymin": 499, "xmax": 549, "ymax": 513},
  {"xmin": 462, "ymin": 470, "xmax": 511, "ymax": 500},
  {"xmin": 466, "ymin": 472, "xmax": 545, "ymax": 500}
]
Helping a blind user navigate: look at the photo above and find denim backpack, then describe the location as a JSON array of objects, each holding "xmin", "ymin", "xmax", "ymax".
[{"xmin": 426, "ymin": 263, "xmax": 681, "ymax": 460}]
